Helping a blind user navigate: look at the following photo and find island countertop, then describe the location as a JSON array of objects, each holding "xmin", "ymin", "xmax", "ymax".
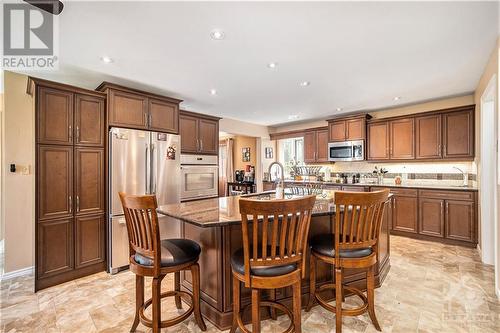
[{"xmin": 157, "ymin": 191, "xmax": 336, "ymax": 228}]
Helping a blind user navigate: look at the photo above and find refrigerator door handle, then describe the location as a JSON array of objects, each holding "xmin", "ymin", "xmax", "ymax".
[
  {"xmin": 145, "ymin": 143, "xmax": 149, "ymax": 194},
  {"xmin": 150, "ymin": 143, "xmax": 156, "ymax": 194}
]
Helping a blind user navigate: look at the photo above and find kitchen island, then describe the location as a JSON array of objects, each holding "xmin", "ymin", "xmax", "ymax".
[{"xmin": 157, "ymin": 191, "xmax": 391, "ymax": 330}]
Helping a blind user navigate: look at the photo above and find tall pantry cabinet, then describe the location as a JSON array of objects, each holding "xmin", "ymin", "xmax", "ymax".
[{"xmin": 29, "ymin": 78, "xmax": 107, "ymax": 291}]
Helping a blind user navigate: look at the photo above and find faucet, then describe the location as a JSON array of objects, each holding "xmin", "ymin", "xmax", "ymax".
[
  {"xmin": 268, "ymin": 161, "xmax": 285, "ymax": 187},
  {"xmin": 453, "ymin": 166, "xmax": 468, "ymax": 186}
]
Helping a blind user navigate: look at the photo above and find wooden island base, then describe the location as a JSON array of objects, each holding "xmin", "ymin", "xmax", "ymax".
[{"xmin": 178, "ymin": 213, "xmax": 391, "ymax": 330}]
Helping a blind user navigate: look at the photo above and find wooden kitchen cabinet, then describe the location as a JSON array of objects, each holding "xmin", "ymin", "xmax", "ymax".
[
  {"xmin": 97, "ymin": 82, "xmax": 182, "ymax": 133},
  {"xmin": 392, "ymin": 191, "xmax": 418, "ymax": 233},
  {"xmin": 180, "ymin": 110, "xmax": 220, "ymax": 155},
  {"xmin": 304, "ymin": 131, "xmax": 316, "ymax": 163},
  {"xmin": 29, "ymin": 77, "xmax": 107, "ymax": 291},
  {"xmin": 445, "ymin": 200, "xmax": 475, "ymax": 243},
  {"xmin": 75, "ymin": 94, "xmax": 105, "ymax": 147},
  {"xmin": 75, "ymin": 214, "xmax": 105, "ymax": 268},
  {"xmin": 304, "ymin": 127, "xmax": 329, "ymax": 163},
  {"xmin": 316, "ymin": 128, "xmax": 329, "ymax": 162},
  {"xmin": 37, "ymin": 87, "xmax": 74, "ymax": 145},
  {"xmin": 390, "ymin": 118, "xmax": 415, "ymax": 159},
  {"xmin": 328, "ymin": 115, "xmax": 368, "ymax": 142},
  {"xmin": 418, "ymin": 197, "xmax": 445, "ymax": 237},
  {"xmin": 38, "ymin": 145, "xmax": 73, "ymax": 221},
  {"xmin": 367, "ymin": 121, "xmax": 390, "ymax": 160},
  {"xmin": 416, "ymin": 114, "xmax": 442, "ymax": 159},
  {"xmin": 443, "ymin": 109, "xmax": 474, "ymax": 159}
]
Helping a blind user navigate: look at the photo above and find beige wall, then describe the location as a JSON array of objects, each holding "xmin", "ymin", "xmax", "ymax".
[
  {"xmin": 219, "ymin": 117, "xmax": 270, "ymax": 138},
  {"xmin": 2, "ymin": 71, "xmax": 35, "ymax": 274},
  {"xmin": 233, "ymin": 136, "xmax": 257, "ymax": 171}
]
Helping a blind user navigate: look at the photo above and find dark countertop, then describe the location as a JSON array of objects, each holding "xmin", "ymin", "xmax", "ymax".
[
  {"xmin": 157, "ymin": 191, "xmax": 337, "ymax": 228},
  {"xmin": 263, "ymin": 179, "xmax": 478, "ymax": 191}
]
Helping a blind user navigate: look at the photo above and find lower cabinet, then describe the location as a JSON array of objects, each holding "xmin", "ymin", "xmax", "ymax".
[
  {"xmin": 418, "ymin": 198, "xmax": 445, "ymax": 237},
  {"xmin": 445, "ymin": 200, "xmax": 475, "ymax": 242},
  {"xmin": 392, "ymin": 194, "xmax": 418, "ymax": 233},
  {"xmin": 75, "ymin": 214, "xmax": 106, "ymax": 268},
  {"xmin": 37, "ymin": 218, "xmax": 74, "ymax": 279}
]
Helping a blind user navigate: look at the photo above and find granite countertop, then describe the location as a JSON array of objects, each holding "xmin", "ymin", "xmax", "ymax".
[
  {"xmin": 264, "ymin": 179, "xmax": 478, "ymax": 191},
  {"xmin": 157, "ymin": 191, "xmax": 338, "ymax": 228}
]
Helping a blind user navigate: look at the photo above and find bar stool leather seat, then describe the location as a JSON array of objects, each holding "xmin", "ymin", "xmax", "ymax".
[
  {"xmin": 134, "ymin": 239, "xmax": 201, "ymax": 267},
  {"xmin": 310, "ymin": 234, "xmax": 373, "ymax": 258},
  {"xmin": 231, "ymin": 247, "xmax": 297, "ymax": 277}
]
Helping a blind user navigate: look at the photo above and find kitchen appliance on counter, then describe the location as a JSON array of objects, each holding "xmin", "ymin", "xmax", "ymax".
[
  {"xmin": 328, "ymin": 140, "xmax": 364, "ymax": 162},
  {"xmin": 108, "ymin": 128, "xmax": 181, "ymax": 274},
  {"xmin": 235, "ymin": 170, "xmax": 244, "ymax": 182},
  {"xmin": 180, "ymin": 154, "xmax": 218, "ymax": 201}
]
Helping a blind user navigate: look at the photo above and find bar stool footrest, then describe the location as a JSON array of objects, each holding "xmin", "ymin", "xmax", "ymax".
[
  {"xmin": 315, "ymin": 284, "xmax": 369, "ymax": 317},
  {"xmin": 235, "ymin": 300, "xmax": 295, "ymax": 333},
  {"xmin": 139, "ymin": 290, "xmax": 194, "ymax": 328}
]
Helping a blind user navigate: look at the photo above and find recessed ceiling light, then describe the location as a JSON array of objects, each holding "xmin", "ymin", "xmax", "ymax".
[
  {"xmin": 288, "ymin": 115, "xmax": 300, "ymax": 120},
  {"xmin": 267, "ymin": 62, "xmax": 277, "ymax": 69},
  {"xmin": 336, "ymin": 108, "xmax": 343, "ymax": 112},
  {"xmin": 393, "ymin": 96, "xmax": 401, "ymax": 101},
  {"xmin": 300, "ymin": 81, "xmax": 310, "ymax": 87},
  {"xmin": 209, "ymin": 89, "xmax": 217, "ymax": 96},
  {"xmin": 100, "ymin": 56, "xmax": 114, "ymax": 63},
  {"xmin": 210, "ymin": 29, "xmax": 224, "ymax": 40}
]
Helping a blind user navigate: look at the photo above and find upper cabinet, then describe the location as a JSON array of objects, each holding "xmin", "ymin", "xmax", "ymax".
[
  {"xmin": 328, "ymin": 115, "xmax": 369, "ymax": 142},
  {"xmin": 368, "ymin": 105, "xmax": 474, "ymax": 161},
  {"xmin": 97, "ymin": 82, "xmax": 182, "ymax": 134},
  {"xmin": 179, "ymin": 110, "xmax": 220, "ymax": 155},
  {"xmin": 304, "ymin": 127, "xmax": 329, "ymax": 163},
  {"xmin": 75, "ymin": 94, "xmax": 105, "ymax": 147},
  {"xmin": 37, "ymin": 87, "xmax": 74, "ymax": 145}
]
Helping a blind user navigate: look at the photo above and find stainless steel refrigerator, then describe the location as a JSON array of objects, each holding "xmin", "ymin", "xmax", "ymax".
[{"xmin": 108, "ymin": 127, "xmax": 181, "ymax": 273}]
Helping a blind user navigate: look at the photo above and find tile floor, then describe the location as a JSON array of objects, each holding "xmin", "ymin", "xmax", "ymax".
[{"xmin": 1, "ymin": 236, "xmax": 499, "ymax": 333}]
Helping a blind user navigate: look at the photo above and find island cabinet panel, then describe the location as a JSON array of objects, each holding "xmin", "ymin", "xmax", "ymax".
[
  {"xmin": 148, "ymin": 97, "xmax": 179, "ymax": 133},
  {"xmin": 37, "ymin": 218, "xmax": 74, "ymax": 279},
  {"xmin": 179, "ymin": 111, "xmax": 220, "ymax": 155},
  {"xmin": 38, "ymin": 145, "xmax": 73, "ymax": 220},
  {"xmin": 37, "ymin": 87, "xmax": 74, "ymax": 145},
  {"xmin": 75, "ymin": 214, "xmax": 105, "ymax": 268},
  {"xmin": 415, "ymin": 114, "xmax": 442, "ymax": 159},
  {"xmin": 75, "ymin": 148, "xmax": 105, "ymax": 215},
  {"xmin": 443, "ymin": 109, "xmax": 474, "ymax": 159},
  {"xmin": 418, "ymin": 197, "xmax": 445, "ymax": 237},
  {"xmin": 31, "ymin": 78, "xmax": 107, "ymax": 291},
  {"xmin": 392, "ymin": 192, "xmax": 418, "ymax": 233},
  {"xmin": 108, "ymin": 89, "xmax": 148, "ymax": 129},
  {"xmin": 367, "ymin": 122, "xmax": 390, "ymax": 160},
  {"xmin": 389, "ymin": 118, "xmax": 415, "ymax": 159},
  {"xmin": 181, "ymin": 223, "xmax": 224, "ymax": 311},
  {"xmin": 328, "ymin": 120, "xmax": 346, "ymax": 142},
  {"xmin": 74, "ymin": 94, "xmax": 105, "ymax": 147},
  {"xmin": 445, "ymin": 200, "xmax": 475, "ymax": 243}
]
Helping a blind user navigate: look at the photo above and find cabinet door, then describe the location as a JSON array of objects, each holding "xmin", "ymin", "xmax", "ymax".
[
  {"xmin": 346, "ymin": 118, "xmax": 365, "ymax": 141},
  {"xmin": 37, "ymin": 218, "xmax": 74, "ymax": 279},
  {"xmin": 445, "ymin": 200, "xmax": 475, "ymax": 242},
  {"xmin": 392, "ymin": 195, "xmax": 418, "ymax": 233},
  {"xmin": 37, "ymin": 87, "xmax": 73, "ymax": 145},
  {"xmin": 199, "ymin": 118, "xmax": 218, "ymax": 155},
  {"xmin": 75, "ymin": 94, "xmax": 105, "ymax": 147},
  {"xmin": 367, "ymin": 122, "xmax": 390, "ymax": 160},
  {"xmin": 148, "ymin": 98, "xmax": 179, "ymax": 133},
  {"xmin": 328, "ymin": 121, "xmax": 346, "ymax": 142},
  {"xmin": 108, "ymin": 89, "xmax": 148, "ymax": 129},
  {"xmin": 180, "ymin": 114, "xmax": 199, "ymax": 153},
  {"xmin": 38, "ymin": 145, "xmax": 73, "ymax": 220},
  {"xmin": 390, "ymin": 118, "xmax": 415, "ymax": 159},
  {"xmin": 303, "ymin": 131, "xmax": 316, "ymax": 163},
  {"xmin": 75, "ymin": 148, "xmax": 105, "ymax": 215},
  {"xmin": 443, "ymin": 110, "xmax": 474, "ymax": 159},
  {"xmin": 416, "ymin": 114, "xmax": 442, "ymax": 159},
  {"xmin": 419, "ymin": 198, "xmax": 444, "ymax": 237},
  {"xmin": 316, "ymin": 129, "xmax": 329, "ymax": 162},
  {"xmin": 75, "ymin": 214, "xmax": 105, "ymax": 268}
]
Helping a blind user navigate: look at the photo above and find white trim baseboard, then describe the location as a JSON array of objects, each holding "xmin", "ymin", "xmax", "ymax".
[{"xmin": 0, "ymin": 266, "xmax": 34, "ymax": 281}]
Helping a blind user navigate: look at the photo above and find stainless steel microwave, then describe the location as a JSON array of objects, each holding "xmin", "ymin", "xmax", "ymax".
[{"xmin": 328, "ymin": 140, "xmax": 365, "ymax": 161}]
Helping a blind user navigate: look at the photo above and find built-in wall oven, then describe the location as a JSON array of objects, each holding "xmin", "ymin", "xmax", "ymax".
[
  {"xmin": 328, "ymin": 140, "xmax": 365, "ymax": 161},
  {"xmin": 180, "ymin": 154, "xmax": 218, "ymax": 201}
]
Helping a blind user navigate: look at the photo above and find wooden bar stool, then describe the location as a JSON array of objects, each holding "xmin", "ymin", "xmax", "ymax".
[
  {"xmin": 119, "ymin": 192, "xmax": 207, "ymax": 333},
  {"xmin": 305, "ymin": 190, "xmax": 389, "ymax": 333},
  {"xmin": 230, "ymin": 195, "xmax": 316, "ymax": 333}
]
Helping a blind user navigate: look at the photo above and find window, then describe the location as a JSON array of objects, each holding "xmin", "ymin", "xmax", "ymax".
[{"xmin": 278, "ymin": 137, "xmax": 304, "ymax": 177}]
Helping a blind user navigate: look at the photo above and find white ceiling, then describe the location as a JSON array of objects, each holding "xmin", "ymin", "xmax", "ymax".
[{"xmin": 26, "ymin": 1, "xmax": 498, "ymax": 126}]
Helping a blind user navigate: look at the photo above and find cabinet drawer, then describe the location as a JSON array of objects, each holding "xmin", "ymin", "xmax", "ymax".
[
  {"xmin": 389, "ymin": 188, "xmax": 418, "ymax": 197},
  {"xmin": 341, "ymin": 186, "xmax": 368, "ymax": 192},
  {"xmin": 419, "ymin": 190, "xmax": 474, "ymax": 201}
]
